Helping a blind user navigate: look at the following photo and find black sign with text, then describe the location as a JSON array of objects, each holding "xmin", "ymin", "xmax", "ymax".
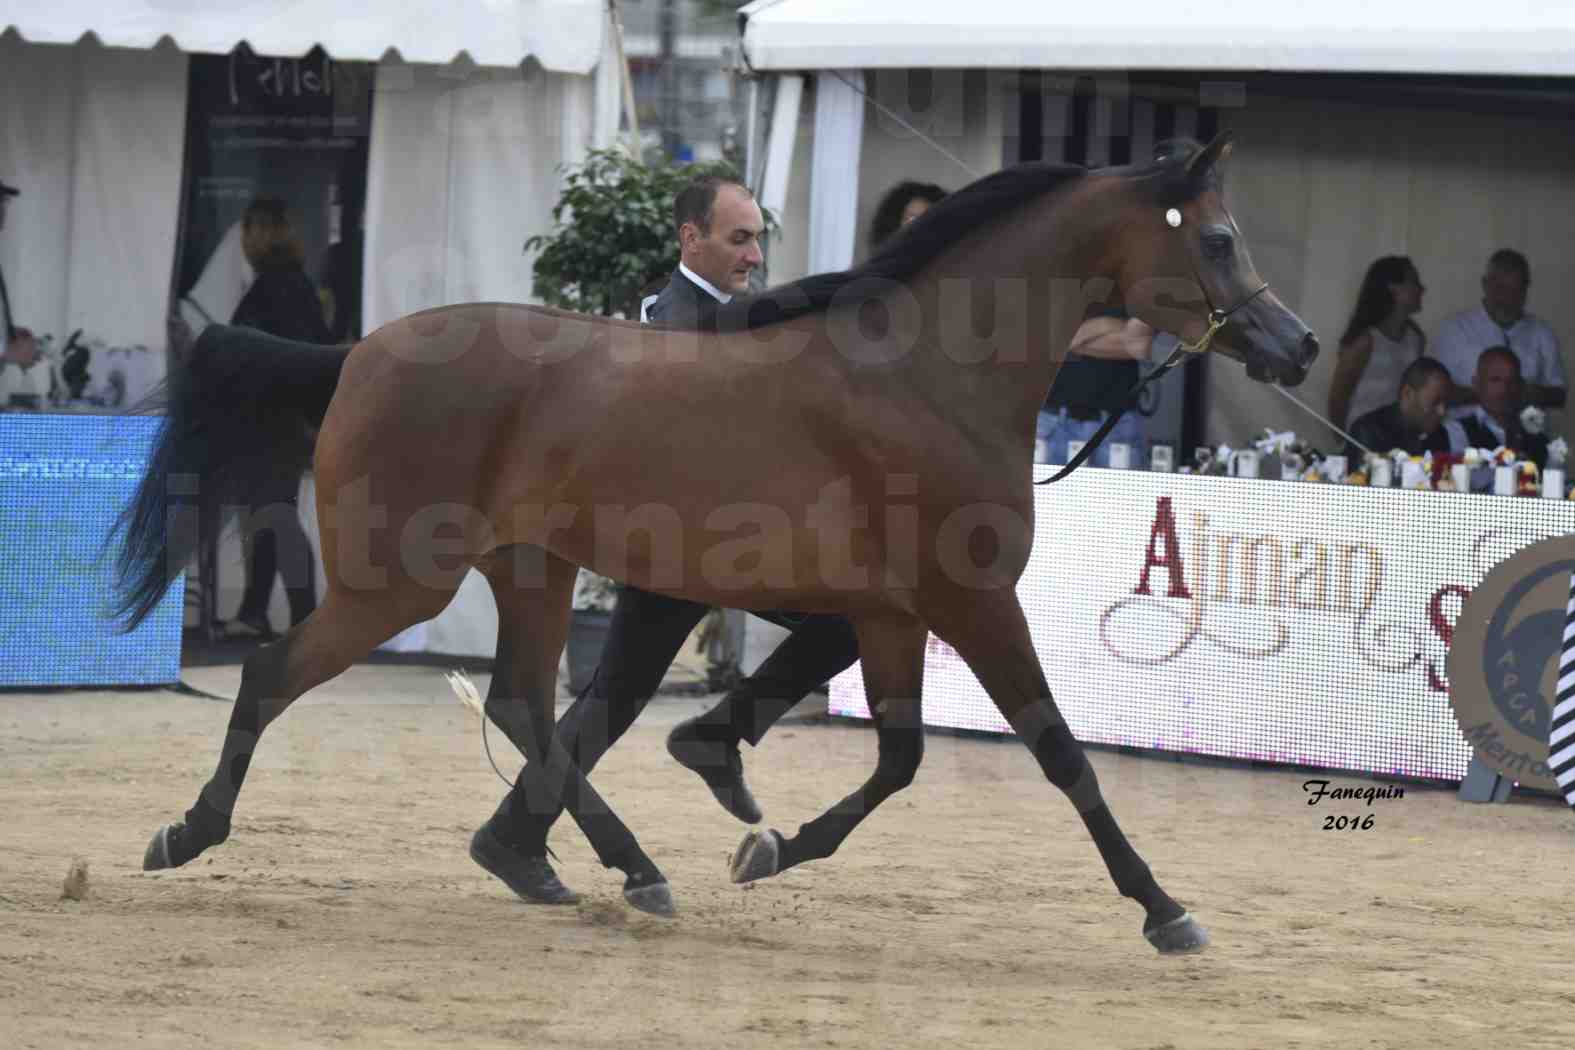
[{"xmin": 173, "ymin": 47, "xmax": 373, "ymax": 339}]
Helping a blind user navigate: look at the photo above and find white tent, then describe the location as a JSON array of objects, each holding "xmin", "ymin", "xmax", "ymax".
[
  {"xmin": 738, "ymin": 0, "xmax": 1575, "ymax": 272},
  {"xmin": 6, "ymin": 2, "xmax": 605, "ymax": 72},
  {"xmin": 1, "ymin": 1, "xmax": 614, "ymax": 365},
  {"xmin": 734, "ymin": 0, "xmax": 1575, "ymax": 452},
  {"xmin": 1, "ymin": 2, "xmax": 619, "ymax": 656},
  {"xmin": 738, "ymin": 0, "xmax": 1575, "ymax": 76}
]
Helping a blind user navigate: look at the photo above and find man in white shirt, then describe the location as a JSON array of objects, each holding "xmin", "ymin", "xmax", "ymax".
[
  {"xmin": 1452, "ymin": 346, "xmax": 1550, "ymax": 470},
  {"xmin": 1432, "ymin": 250, "xmax": 1565, "ymax": 409}
]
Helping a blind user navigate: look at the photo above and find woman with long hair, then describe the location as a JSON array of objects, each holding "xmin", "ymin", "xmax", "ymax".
[
  {"xmin": 867, "ymin": 180, "xmax": 948, "ymax": 254},
  {"xmin": 1328, "ymin": 255, "xmax": 1426, "ymax": 429}
]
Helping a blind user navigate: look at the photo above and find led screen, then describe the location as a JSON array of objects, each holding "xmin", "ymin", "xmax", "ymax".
[
  {"xmin": 1, "ymin": 414, "xmax": 183, "ymax": 687},
  {"xmin": 830, "ymin": 468, "xmax": 1575, "ymax": 781}
]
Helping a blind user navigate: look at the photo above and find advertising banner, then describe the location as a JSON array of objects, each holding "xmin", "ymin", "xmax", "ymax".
[{"xmin": 830, "ymin": 469, "xmax": 1575, "ymax": 782}]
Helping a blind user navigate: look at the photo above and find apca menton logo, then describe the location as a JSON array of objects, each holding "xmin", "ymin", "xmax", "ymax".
[{"xmin": 1446, "ymin": 534, "xmax": 1575, "ymax": 793}]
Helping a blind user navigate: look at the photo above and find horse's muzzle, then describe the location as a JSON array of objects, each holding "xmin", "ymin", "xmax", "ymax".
[
  {"xmin": 1250, "ymin": 330, "xmax": 1318, "ymax": 386},
  {"xmin": 1295, "ymin": 332, "xmax": 1320, "ymax": 371}
]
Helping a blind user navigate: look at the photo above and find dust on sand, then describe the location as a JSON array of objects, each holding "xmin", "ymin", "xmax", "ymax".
[{"xmin": 1, "ymin": 664, "xmax": 1571, "ymax": 1049}]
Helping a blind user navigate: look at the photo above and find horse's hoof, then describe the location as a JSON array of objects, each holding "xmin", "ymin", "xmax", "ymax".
[
  {"xmin": 1145, "ymin": 911, "xmax": 1210, "ymax": 955},
  {"xmin": 623, "ymin": 878, "xmax": 678, "ymax": 918},
  {"xmin": 729, "ymin": 829, "xmax": 781, "ymax": 884},
  {"xmin": 142, "ymin": 823, "xmax": 180, "ymax": 871}
]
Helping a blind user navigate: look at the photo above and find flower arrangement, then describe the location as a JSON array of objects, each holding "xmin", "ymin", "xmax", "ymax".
[
  {"xmin": 1517, "ymin": 460, "xmax": 1541, "ymax": 496},
  {"xmin": 2, "ymin": 331, "xmax": 160, "ymax": 408},
  {"xmin": 1253, "ymin": 428, "xmax": 1325, "ymax": 480},
  {"xmin": 0, "ymin": 331, "xmax": 52, "ymax": 407}
]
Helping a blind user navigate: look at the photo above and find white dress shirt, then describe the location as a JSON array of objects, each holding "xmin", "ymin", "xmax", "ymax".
[
  {"xmin": 639, "ymin": 262, "xmax": 732, "ymax": 324},
  {"xmin": 1432, "ymin": 304, "xmax": 1565, "ymax": 390}
]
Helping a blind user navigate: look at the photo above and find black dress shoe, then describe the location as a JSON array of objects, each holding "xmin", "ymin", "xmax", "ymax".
[
  {"xmin": 469, "ymin": 823, "xmax": 579, "ymax": 905},
  {"xmin": 666, "ymin": 717, "xmax": 764, "ymax": 824}
]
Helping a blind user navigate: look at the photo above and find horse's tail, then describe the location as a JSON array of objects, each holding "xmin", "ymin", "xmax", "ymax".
[{"xmin": 112, "ymin": 324, "xmax": 351, "ymax": 632}]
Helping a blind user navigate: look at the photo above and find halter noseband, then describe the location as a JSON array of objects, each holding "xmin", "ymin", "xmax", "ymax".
[{"xmin": 1175, "ymin": 281, "xmax": 1270, "ymax": 357}]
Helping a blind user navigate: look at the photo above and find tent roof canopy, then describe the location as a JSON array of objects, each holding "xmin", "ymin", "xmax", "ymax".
[
  {"xmin": 738, "ymin": 0, "xmax": 1575, "ymax": 77},
  {"xmin": 4, "ymin": 0, "xmax": 605, "ymax": 74}
]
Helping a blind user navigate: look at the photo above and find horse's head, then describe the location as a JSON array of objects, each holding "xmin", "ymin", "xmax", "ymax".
[{"xmin": 1122, "ymin": 132, "xmax": 1318, "ymax": 386}]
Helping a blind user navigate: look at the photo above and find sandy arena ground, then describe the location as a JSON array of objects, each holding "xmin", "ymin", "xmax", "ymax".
[{"xmin": 2, "ymin": 661, "xmax": 1573, "ymax": 1049}]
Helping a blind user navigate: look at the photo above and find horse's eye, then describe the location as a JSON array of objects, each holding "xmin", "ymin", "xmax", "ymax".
[{"xmin": 1202, "ymin": 234, "xmax": 1234, "ymax": 260}]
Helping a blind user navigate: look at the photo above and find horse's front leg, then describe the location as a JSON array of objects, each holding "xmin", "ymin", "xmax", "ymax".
[
  {"xmin": 931, "ymin": 590, "xmax": 1207, "ymax": 955},
  {"xmin": 729, "ymin": 613, "xmax": 925, "ymax": 883},
  {"xmin": 476, "ymin": 549, "xmax": 674, "ymax": 917}
]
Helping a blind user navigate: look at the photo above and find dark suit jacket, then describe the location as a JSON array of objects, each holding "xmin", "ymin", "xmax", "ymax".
[
  {"xmin": 643, "ymin": 267, "xmax": 726, "ymax": 328},
  {"xmin": 231, "ymin": 262, "xmax": 334, "ymax": 345},
  {"xmin": 1457, "ymin": 408, "xmax": 1550, "ymax": 467},
  {"xmin": 1344, "ymin": 402, "xmax": 1456, "ymax": 462}
]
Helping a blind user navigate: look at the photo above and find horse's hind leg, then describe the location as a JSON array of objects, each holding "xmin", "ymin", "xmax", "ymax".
[
  {"xmin": 933, "ymin": 592, "xmax": 1207, "ymax": 955},
  {"xmin": 729, "ymin": 614, "xmax": 926, "ymax": 884},
  {"xmin": 143, "ymin": 588, "xmax": 453, "ymax": 870},
  {"xmin": 473, "ymin": 546, "xmax": 675, "ymax": 917}
]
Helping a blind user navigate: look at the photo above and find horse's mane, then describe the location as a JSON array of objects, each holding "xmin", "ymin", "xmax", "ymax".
[{"xmin": 685, "ymin": 141, "xmax": 1211, "ymax": 333}]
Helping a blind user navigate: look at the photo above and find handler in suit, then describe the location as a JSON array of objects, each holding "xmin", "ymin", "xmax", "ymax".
[
  {"xmin": 639, "ymin": 177, "xmax": 754, "ymax": 325},
  {"xmin": 471, "ymin": 174, "xmax": 864, "ymax": 904}
]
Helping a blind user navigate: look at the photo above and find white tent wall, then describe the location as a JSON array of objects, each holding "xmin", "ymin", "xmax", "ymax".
[
  {"xmin": 756, "ymin": 80, "xmax": 815, "ymax": 288},
  {"xmin": 193, "ymin": 31, "xmax": 616, "ymax": 658},
  {"xmin": 4, "ymin": 5, "xmax": 617, "ymax": 658},
  {"xmin": 364, "ymin": 60, "xmax": 598, "ymax": 332},
  {"xmin": 806, "ymin": 70, "xmax": 863, "ymax": 274},
  {"xmin": 0, "ymin": 36, "xmax": 186, "ymax": 373},
  {"xmin": 852, "ymin": 69, "xmax": 1006, "ymax": 264},
  {"xmin": 762, "ymin": 69, "xmax": 1007, "ymax": 285},
  {"xmin": 353, "ymin": 57, "xmax": 601, "ymax": 656},
  {"xmin": 214, "ymin": 55, "xmax": 610, "ymax": 657},
  {"xmin": 1209, "ymin": 92, "xmax": 1575, "ymax": 451}
]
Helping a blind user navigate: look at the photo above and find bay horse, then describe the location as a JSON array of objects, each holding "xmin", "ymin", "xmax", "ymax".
[{"xmin": 116, "ymin": 132, "xmax": 1316, "ymax": 952}]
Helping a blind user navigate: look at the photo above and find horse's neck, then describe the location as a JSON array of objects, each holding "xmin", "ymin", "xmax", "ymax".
[{"xmin": 904, "ymin": 180, "xmax": 1124, "ymax": 441}]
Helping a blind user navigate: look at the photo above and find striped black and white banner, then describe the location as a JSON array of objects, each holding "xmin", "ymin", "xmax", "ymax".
[{"xmin": 1553, "ymin": 570, "xmax": 1575, "ymax": 811}]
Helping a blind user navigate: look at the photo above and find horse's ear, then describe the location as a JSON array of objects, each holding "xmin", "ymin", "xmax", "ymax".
[{"xmin": 1185, "ymin": 130, "xmax": 1235, "ymax": 181}]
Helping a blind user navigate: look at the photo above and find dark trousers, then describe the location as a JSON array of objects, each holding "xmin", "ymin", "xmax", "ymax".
[
  {"xmin": 492, "ymin": 585, "xmax": 861, "ymax": 852},
  {"xmin": 235, "ymin": 469, "xmax": 317, "ymax": 628}
]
